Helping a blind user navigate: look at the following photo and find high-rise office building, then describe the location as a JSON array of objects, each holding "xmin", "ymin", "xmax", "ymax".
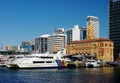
[
  {"xmin": 87, "ymin": 16, "xmax": 99, "ymax": 38},
  {"xmin": 109, "ymin": 0, "xmax": 120, "ymax": 57},
  {"xmin": 66, "ymin": 25, "xmax": 86, "ymax": 42},
  {"xmin": 47, "ymin": 28, "xmax": 67, "ymax": 54},
  {"xmin": 80, "ymin": 27, "xmax": 86, "ymax": 40},
  {"xmin": 35, "ymin": 34, "xmax": 50, "ymax": 53}
]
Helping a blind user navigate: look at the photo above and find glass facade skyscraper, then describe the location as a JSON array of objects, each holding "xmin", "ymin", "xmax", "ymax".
[
  {"xmin": 109, "ymin": 0, "xmax": 120, "ymax": 57},
  {"xmin": 66, "ymin": 25, "xmax": 86, "ymax": 43},
  {"xmin": 80, "ymin": 27, "xmax": 86, "ymax": 40}
]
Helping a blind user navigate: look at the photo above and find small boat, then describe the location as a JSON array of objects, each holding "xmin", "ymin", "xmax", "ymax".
[
  {"xmin": 5, "ymin": 55, "xmax": 24, "ymax": 68},
  {"xmin": 6, "ymin": 52, "xmax": 67, "ymax": 69},
  {"xmin": 85, "ymin": 59, "xmax": 100, "ymax": 68},
  {"xmin": 106, "ymin": 61, "xmax": 120, "ymax": 67},
  {"xmin": 0, "ymin": 55, "xmax": 8, "ymax": 67},
  {"xmin": 0, "ymin": 61, "xmax": 6, "ymax": 67}
]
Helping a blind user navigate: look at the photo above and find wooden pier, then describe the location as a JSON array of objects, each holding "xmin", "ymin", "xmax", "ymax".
[{"xmin": 65, "ymin": 61, "xmax": 85, "ymax": 68}]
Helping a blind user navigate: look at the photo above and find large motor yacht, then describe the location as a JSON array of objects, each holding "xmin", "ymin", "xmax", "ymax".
[{"xmin": 6, "ymin": 52, "xmax": 67, "ymax": 69}]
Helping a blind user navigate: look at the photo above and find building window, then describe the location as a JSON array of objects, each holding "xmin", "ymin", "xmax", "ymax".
[
  {"xmin": 105, "ymin": 44, "xmax": 107, "ymax": 46},
  {"xmin": 109, "ymin": 44, "xmax": 111, "ymax": 47}
]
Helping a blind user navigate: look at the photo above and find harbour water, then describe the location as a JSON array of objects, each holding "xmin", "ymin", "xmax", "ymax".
[{"xmin": 0, "ymin": 67, "xmax": 120, "ymax": 83}]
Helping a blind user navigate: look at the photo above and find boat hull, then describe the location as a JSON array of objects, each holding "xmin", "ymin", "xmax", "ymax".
[{"xmin": 6, "ymin": 60, "xmax": 65, "ymax": 69}]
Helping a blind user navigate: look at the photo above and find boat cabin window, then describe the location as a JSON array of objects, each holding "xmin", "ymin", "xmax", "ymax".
[
  {"xmin": 16, "ymin": 56, "xmax": 23, "ymax": 58},
  {"xmin": 25, "ymin": 56, "xmax": 36, "ymax": 58},
  {"xmin": 40, "ymin": 56, "xmax": 53, "ymax": 59},
  {"xmin": 33, "ymin": 61, "xmax": 45, "ymax": 63},
  {"xmin": 9, "ymin": 56, "xmax": 15, "ymax": 58},
  {"xmin": 46, "ymin": 61, "xmax": 52, "ymax": 63},
  {"xmin": 87, "ymin": 61, "xmax": 95, "ymax": 62}
]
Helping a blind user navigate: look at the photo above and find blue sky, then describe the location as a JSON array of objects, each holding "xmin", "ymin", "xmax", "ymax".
[{"xmin": 0, "ymin": 0, "xmax": 108, "ymax": 48}]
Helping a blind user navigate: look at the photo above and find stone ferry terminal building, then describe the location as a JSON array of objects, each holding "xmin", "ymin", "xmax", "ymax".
[{"xmin": 66, "ymin": 23, "xmax": 114, "ymax": 62}]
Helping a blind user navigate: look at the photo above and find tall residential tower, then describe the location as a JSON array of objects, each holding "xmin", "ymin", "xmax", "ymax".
[
  {"xmin": 47, "ymin": 28, "xmax": 67, "ymax": 54},
  {"xmin": 109, "ymin": 0, "xmax": 120, "ymax": 58},
  {"xmin": 87, "ymin": 16, "xmax": 99, "ymax": 38}
]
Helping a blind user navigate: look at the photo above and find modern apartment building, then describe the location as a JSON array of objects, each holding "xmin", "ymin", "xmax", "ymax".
[
  {"xmin": 35, "ymin": 34, "xmax": 50, "ymax": 53},
  {"xmin": 6, "ymin": 41, "xmax": 34, "ymax": 54},
  {"xmin": 66, "ymin": 25, "xmax": 86, "ymax": 42},
  {"xmin": 21, "ymin": 41, "xmax": 34, "ymax": 54},
  {"xmin": 87, "ymin": 16, "xmax": 99, "ymax": 38},
  {"xmin": 47, "ymin": 28, "xmax": 67, "ymax": 54},
  {"xmin": 7, "ymin": 45, "xmax": 21, "ymax": 52},
  {"xmin": 109, "ymin": 0, "xmax": 120, "ymax": 58}
]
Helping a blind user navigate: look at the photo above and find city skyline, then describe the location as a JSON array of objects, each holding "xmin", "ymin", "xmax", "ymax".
[{"xmin": 0, "ymin": 0, "xmax": 108, "ymax": 48}]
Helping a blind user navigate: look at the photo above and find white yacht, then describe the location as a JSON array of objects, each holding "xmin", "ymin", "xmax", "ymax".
[
  {"xmin": 0, "ymin": 55, "xmax": 6, "ymax": 66},
  {"xmin": 6, "ymin": 52, "xmax": 67, "ymax": 69},
  {"xmin": 85, "ymin": 59, "xmax": 101, "ymax": 68},
  {"xmin": 5, "ymin": 55, "xmax": 24, "ymax": 67},
  {"xmin": 0, "ymin": 55, "xmax": 24, "ymax": 67}
]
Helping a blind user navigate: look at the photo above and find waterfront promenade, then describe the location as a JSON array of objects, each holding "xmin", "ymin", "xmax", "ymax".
[{"xmin": 0, "ymin": 67, "xmax": 120, "ymax": 83}]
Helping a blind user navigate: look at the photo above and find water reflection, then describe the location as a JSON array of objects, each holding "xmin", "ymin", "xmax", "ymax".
[
  {"xmin": 114, "ymin": 67, "xmax": 120, "ymax": 83},
  {"xmin": 83, "ymin": 67, "xmax": 115, "ymax": 83},
  {"xmin": 0, "ymin": 67, "xmax": 120, "ymax": 83},
  {"xmin": 85, "ymin": 67, "xmax": 114, "ymax": 74},
  {"xmin": 101, "ymin": 67, "xmax": 114, "ymax": 74}
]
